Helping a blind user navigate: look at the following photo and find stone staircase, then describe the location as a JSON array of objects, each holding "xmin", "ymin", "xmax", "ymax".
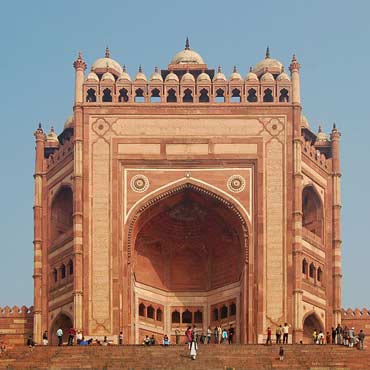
[{"xmin": 0, "ymin": 344, "xmax": 369, "ymax": 369}]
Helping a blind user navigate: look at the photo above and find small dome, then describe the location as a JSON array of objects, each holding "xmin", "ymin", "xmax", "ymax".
[
  {"xmin": 229, "ymin": 66, "xmax": 243, "ymax": 81},
  {"xmin": 197, "ymin": 72, "xmax": 211, "ymax": 83},
  {"xmin": 213, "ymin": 66, "xmax": 227, "ymax": 82},
  {"xmin": 276, "ymin": 67, "xmax": 290, "ymax": 82},
  {"xmin": 46, "ymin": 127, "xmax": 59, "ymax": 143},
  {"xmin": 171, "ymin": 37, "xmax": 205, "ymax": 65},
  {"xmin": 86, "ymin": 71, "xmax": 99, "ymax": 82},
  {"xmin": 253, "ymin": 47, "xmax": 283, "ymax": 77},
  {"xmin": 91, "ymin": 47, "xmax": 122, "ymax": 76},
  {"xmin": 117, "ymin": 66, "xmax": 131, "ymax": 82},
  {"xmin": 301, "ymin": 114, "xmax": 310, "ymax": 129},
  {"xmin": 134, "ymin": 66, "xmax": 147, "ymax": 82},
  {"xmin": 150, "ymin": 66, "xmax": 163, "ymax": 82},
  {"xmin": 316, "ymin": 126, "xmax": 328, "ymax": 142},
  {"xmin": 261, "ymin": 70, "xmax": 275, "ymax": 82},
  {"xmin": 64, "ymin": 115, "xmax": 74, "ymax": 130},
  {"xmin": 181, "ymin": 72, "xmax": 195, "ymax": 83},
  {"xmin": 245, "ymin": 67, "xmax": 258, "ymax": 82},
  {"xmin": 101, "ymin": 71, "xmax": 115, "ymax": 82},
  {"xmin": 165, "ymin": 72, "xmax": 179, "ymax": 83}
]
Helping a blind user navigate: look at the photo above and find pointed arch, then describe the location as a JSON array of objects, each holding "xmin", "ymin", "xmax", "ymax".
[{"xmin": 302, "ymin": 185, "xmax": 324, "ymax": 238}]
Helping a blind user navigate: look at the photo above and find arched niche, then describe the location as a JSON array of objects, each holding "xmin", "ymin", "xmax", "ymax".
[
  {"xmin": 302, "ymin": 185, "xmax": 323, "ymax": 238},
  {"xmin": 50, "ymin": 312, "xmax": 73, "ymax": 345},
  {"xmin": 303, "ymin": 312, "xmax": 324, "ymax": 344}
]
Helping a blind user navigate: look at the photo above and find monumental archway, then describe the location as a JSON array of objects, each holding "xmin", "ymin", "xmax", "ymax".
[
  {"xmin": 303, "ymin": 312, "xmax": 324, "ymax": 344},
  {"xmin": 125, "ymin": 182, "xmax": 250, "ymax": 344},
  {"xmin": 50, "ymin": 312, "xmax": 73, "ymax": 345}
]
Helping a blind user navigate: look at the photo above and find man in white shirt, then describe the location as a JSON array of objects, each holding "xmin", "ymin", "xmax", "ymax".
[
  {"xmin": 283, "ymin": 323, "xmax": 290, "ymax": 344},
  {"xmin": 56, "ymin": 328, "xmax": 63, "ymax": 346}
]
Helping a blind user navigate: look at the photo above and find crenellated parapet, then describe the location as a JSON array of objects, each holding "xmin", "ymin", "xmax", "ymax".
[
  {"xmin": 46, "ymin": 136, "xmax": 74, "ymax": 170},
  {"xmin": 0, "ymin": 305, "xmax": 33, "ymax": 316},
  {"xmin": 301, "ymin": 135, "xmax": 331, "ymax": 172},
  {"xmin": 342, "ymin": 308, "xmax": 370, "ymax": 317},
  {"xmin": 342, "ymin": 308, "xmax": 370, "ymax": 339}
]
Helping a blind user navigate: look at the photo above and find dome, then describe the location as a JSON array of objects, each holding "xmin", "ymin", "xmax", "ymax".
[
  {"xmin": 245, "ymin": 67, "xmax": 258, "ymax": 82},
  {"xmin": 253, "ymin": 47, "xmax": 283, "ymax": 77},
  {"xmin": 64, "ymin": 115, "xmax": 74, "ymax": 130},
  {"xmin": 213, "ymin": 66, "xmax": 227, "ymax": 82},
  {"xmin": 134, "ymin": 66, "xmax": 147, "ymax": 82},
  {"xmin": 165, "ymin": 72, "xmax": 179, "ymax": 83},
  {"xmin": 276, "ymin": 67, "xmax": 290, "ymax": 82},
  {"xmin": 316, "ymin": 126, "xmax": 328, "ymax": 142},
  {"xmin": 101, "ymin": 71, "xmax": 115, "ymax": 82},
  {"xmin": 260, "ymin": 71, "xmax": 275, "ymax": 82},
  {"xmin": 150, "ymin": 66, "xmax": 163, "ymax": 82},
  {"xmin": 117, "ymin": 66, "xmax": 131, "ymax": 82},
  {"xmin": 181, "ymin": 72, "xmax": 195, "ymax": 83},
  {"xmin": 46, "ymin": 127, "xmax": 59, "ymax": 143},
  {"xmin": 197, "ymin": 72, "xmax": 211, "ymax": 83},
  {"xmin": 171, "ymin": 38, "xmax": 205, "ymax": 65},
  {"xmin": 86, "ymin": 71, "xmax": 99, "ymax": 82},
  {"xmin": 229, "ymin": 66, "xmax": 243, "ymax": 81},
  {"xmin": 91, "ymin": 47, "xmax": 122, "ymax": 76},
  {"xmin": 301, "ymin": 114, "xmax": 310, "ymax": 129}
]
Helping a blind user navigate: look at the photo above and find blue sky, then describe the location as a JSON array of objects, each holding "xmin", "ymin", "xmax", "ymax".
[{"xmin": 0, "ymin": 0, "xmax": 369, "ymax": 309}]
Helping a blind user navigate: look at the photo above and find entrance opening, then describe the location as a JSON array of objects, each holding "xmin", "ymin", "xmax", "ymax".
[
  {"xmin": 303, "ymin": 313, "xmax": 323, "ymax": 344},
  {"xmin": 50, "ymin": 313, "xmax": 73, "ymax": 345}
]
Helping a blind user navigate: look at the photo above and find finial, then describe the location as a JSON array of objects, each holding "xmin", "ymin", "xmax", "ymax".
[
  {"xmin": 73, "ymin": 51, "xmax": 87, "ymax": 70},
  {"xmin": 333, "ymin": 122, "xmax": 336, "ymax": 130},
  {"xmin": 265, "ymin": 46, "xmax": 270, "ymax": 59},
  {"xmin": 105, "ymin": 46, "xmax": 110, "ymax": 58},
  {"xmin": 38, "ymin": 122, "xmax": 42, "ymax": 129},
  {"xmin": 249, "ymin": 66, "xmax": 253, "ymax": 72},
  {"xmin": 50, "ymin": 126, "xmax": 55, "ymax": 132},
  {"xmin": 154, "ymin": 66, "xmax": 158, "ymax": 73},
  {"xmin": 185, "ymin": 37, "xmax": 190, "ymax": 50},
  {"xmin": 218, "ymin": 66, "xmax": 222, "ymax": 73},
  {"xmin": 77, "ymin": 51, "xmax": 82, "ymax": 60},
  {"xmin": 318, "ymin": 125, "xmax": 322, "ymax": 133},
  {"xmin": 139, "ymin": 65, "xmax": 142, "ymax": 73},
  {"xmin": 233, "ymin": 65, "xmax": 237, "ymax": 73},
  {"xmin": 122, "ymin": 64, "xmax": 126, "ymax": 72},
  {"xmin": 292, "ymin": 53, "xmax": 297, "ymax": 62},
  {"xmin": 289, "ymin": 53, "xmax": 300, "ymax": 72},
  {"xmin": 281, "ymin": 66, "xmax": 285, "ymax": 73}
]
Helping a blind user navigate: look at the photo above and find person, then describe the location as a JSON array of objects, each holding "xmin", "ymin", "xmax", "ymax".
[
  {"xmin": 189, "ymin": 336, "xmax": 198, "ymax": 360},
  {"xmin": 317, "ymin": 331, "xmax": 324, "ymax": 345},
  {"xmin": 150, "ymin": 335, "xmax": 155, "ymax": 346},
  {"xmin": 68, "ymin": 327, "xmax": 76, "ymax": 346},
  {"xmin": 276, "ymin": 325, "xmax": 282, "ymax": 344},
  {"xmin": 217, "ymin": 326, "xmax": 222, "ymax": 344},
  {"xmin": 348, "ymin": 327, "xmax": 355, "ymax": 348},
  {"xmin": 119, "ymin": 331, "xmax": 123, "ymax": 345},
  {"xmin": 283, "ymin": 323, "xmax": 289, "ymax": 344},
  {"xmin": 214, "ymin": 327, "xmax": 218, "ymax": 344},
  {"xmin": 57, "ymin": 327, "xmax": 63, "ymax": 346},
  {"xmin": 27, "ymin": 335, "xmax": 35, "ymax": 348},
  {"xmin": 266, "ymin": 327, "xmax": 272, "ymax": 345},
  {"xmin": 185, "ymin": 326, "xmax": 192, "ymax": 344},
  {"xmin": 228, "ymin": 325, "xmax": 234, "ymax": 344},
  {"xmin": 222, "ymin": 328, "xmax": 228, "ymax": 343},
  {"xmin": 358, "ymin": 329, "xmax": 365, "ymax": 350},
  {"xmin": 331, "ymin": 327, "xmax": 336, "ymax": 344},
  {"xmin": 76, "ymin": 330, "xmax": 83, "ymax": 345},
  {"xmin": 175, "ymin": 327, "xmax": 181, "ymax": 345},
  {"xmin": 143, "ymin": 335, "xmax": 150, "ymax": 346},
  {"xmin": 162, "ymin": 334, "xmax": 170, "ymax": 346},
  {"xmin": 78, "ymin": 336, "xmax": 90, "ymax": 346},
  {"xmin": 193, "ymin": 325, "xmax": 198, "ymax": 343},
  {"xmin": 326, "ymin": 331, "xmax": 331, "ymax": 344},
  {"xmin": 312, "ymin": 329, "xmax": 317, "ymax": 344},
  {"xmin": 207, "ymin": 326, "xmax": 212, "ymax": 344},
  {"xmin": 42, "ymin": 330, "xmax": 48, "ymax": 346},
  {"xmin": 336, "ymin": 323, "xmax": 342, "ymax": 345},
  {"xmin": 279, "ymin": 346, "xmax": 284, "ymax": 361},
  {"xmin": 103, "ymin": 336, "xmax": 108, "ymax": 346},
  {"xmin": 343, "ymin": 326, "xmax": 349, "ymax": 346}
]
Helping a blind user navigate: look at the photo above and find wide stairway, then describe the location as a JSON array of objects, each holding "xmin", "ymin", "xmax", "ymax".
[{"xmin": 0, "ymin": 344, "xmax": 369, "ymax": 370}]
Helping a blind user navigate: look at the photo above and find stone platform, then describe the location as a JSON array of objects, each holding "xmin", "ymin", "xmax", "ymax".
[{"xmin": 0, "ymin": 344, "xmax": 368, "ymax": 370}]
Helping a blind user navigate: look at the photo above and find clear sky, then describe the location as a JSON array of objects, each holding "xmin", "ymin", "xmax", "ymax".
[{"xmin": 0, "ymin": 0, "xmax": 369, "ymax": 309}]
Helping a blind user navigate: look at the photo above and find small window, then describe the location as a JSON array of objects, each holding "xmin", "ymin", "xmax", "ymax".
[
  {"xmin": 183, "ymin": 88, "xmax": 193, "ymax": 103},
  {"xmin": 220, "ymin": 305, "xmax": 228, "ymax": 319},
  {"xmin": 167, "ymin": 88, "xmax": 177, "ymax": 103},
  {"xmin": 172, "ymin": 310, "xmax": 180, "ymax": 323},
  {"xmin": 119, "ymin": 88, "xmax": 129, "ymax": 102},
  {"xmin": 231, "ymin": 88, "xmax": 241, "ymax": 103},
  {"xmin": 60, "ymin": 264, "xmax": 66, "ymax": 279},
  {"xmin": 309, "ymin": 263, "xmax": 315, "ymax": 279},
  {"xmin": 317, "ymin": 267, "xmax": 323, "ymax": 282},
  {"xmin": 102, "ymin": 88, "xmax": 112, "ymax": 102},
  {"xmin": 139, "ymin": 303, "xmax": 145, "ymax": 317},
  {"xmin": 229, "ymin": 303, "xmax": 236, "ymax": 316},
  {"xmin": 247, "ymin": 88, "xmax": 257, "ymax": 102},
  {"xmin": 150, "ymin": 88, "xmax": 161, "ymax": 103},
  {"xmin": 86, "ymin": 88, "xmax": 96, "ymax": 102},
  {"xmin": 302, "ymin": 259, "xmax": 308, "ymax": 275},
  {"xmin": 68, "ymin": 260, "xmax": 73, "ymax": 275},
  {"xmin": 263, "ymin": 88, "xmax": 274, "ymax": 102},
  {"xmin": 182, "ymin": 309, "xmax": 192, "ymax": 324},
  {"xmin": 194, "ymin": 310, "xmax": 203, "ymax": 323},
  {"xmin": 53, "ymin": 268, "xmax": 58, "ymax": 283},
  {"xmin": 213, "ymin": 308, "xmax": 219, "ymax": 321},
  {"xmin": 156, "ymin": 308, "xmax": 162, "ymax": 321},
  {"xmin": 279, "ymin": 88, "xmax": 289, "ymax": 102},
  {"xmin": 215, "ymin": 88, "xmax": 225, "ymax": 103},
  {"xmin": 147, "ymin": 305, "xmax": 154, "ymax": 319},
  {"xmin": 134, "ymin": 88, "xmax": 145, "ymax": 103},
  {"xmin": 199, "ymin": 88, "xmax": 209, "ymax": 103}
]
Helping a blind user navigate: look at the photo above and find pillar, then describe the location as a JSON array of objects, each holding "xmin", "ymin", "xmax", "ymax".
[
  {"xmin": 73, "ymin": 52, "xmax": 86, "ymax": 104},
  {"xmin": 290, "ymin": 54, "xmax": 301, "ymax": 105}
]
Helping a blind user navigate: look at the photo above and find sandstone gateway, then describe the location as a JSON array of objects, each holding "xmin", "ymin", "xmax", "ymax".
[{"xmin": 25, "ymin": 40, "xmax": 362, "ymax": 345}]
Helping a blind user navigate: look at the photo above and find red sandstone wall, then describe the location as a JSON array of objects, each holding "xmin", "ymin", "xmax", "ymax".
[
  {"xmin": 342, "ymin": 308, "xmax": 370, "ymax": 343},
  {"xmin": 0, "ymin": 306, "xmax": 34, "ymax": 345}
]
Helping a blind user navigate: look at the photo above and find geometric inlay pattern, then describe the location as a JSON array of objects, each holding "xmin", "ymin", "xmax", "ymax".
[
  {"xmin": 130, "ymin": 174, "xmax": 150, "ymax": 193},
  {"xmin": 227, "ymin": 175, "xmax": 246, "ymax": 193}
]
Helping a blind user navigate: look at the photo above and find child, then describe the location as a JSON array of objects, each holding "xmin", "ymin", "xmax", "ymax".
[{"xmin": 279, "ymin": 346, "xmax": 284, "ymax": 361}]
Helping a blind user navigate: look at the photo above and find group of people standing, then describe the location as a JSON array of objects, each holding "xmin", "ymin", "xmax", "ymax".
[
  {"xmin": 266, "ymin": 323, "xmax": 290, "ymax": 345},
  {"xmin": 330, "ymin": 324, "xmax": 365, "ymax": 349}
]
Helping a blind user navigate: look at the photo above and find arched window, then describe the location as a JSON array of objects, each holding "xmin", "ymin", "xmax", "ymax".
[
  {"xmin": 231, "ymin": 88, "xmax": 241, "ymax": 103},
  {"xmin": 302, "ymin": 186, "xmax": 323, "ymax": 238},
  {"xmin": 139, "ymin": 303, "xmax": 145, "ymax": 317},
  {"xmin": 229, "ymin": 303, "xmax": 236, "ymax": 316},
  {"xmin": 317, "ymin": 267, "xmax": 323, "ymax": 282},
  {"xmin": 247, "ymin": 88, "xmax": 257, "ymax": 102},
  {"xmin": 182, "ymin": 309, "xmax": 192, "ymax": 324},
  {"xmin": 60, "ymin": 264, "xmax": 66, "ymax": 280},
  {"xmin": 102, "ymin": 88, "xmax": 112, "ymax": 102},
  {"xmin": 263, "ymin": 88, "xmax": 274, "ymax": 102},
  {"xmin": 118, "ymin": 88, "xmax": 129, "ymax": 102},
  {"xmin": 183, "ymin": 89, "xmax": 193, "ymax": 103},
  {"xmin": 53, "ymin": 268, "xmax": 58, "ymax": 283},
  {"xmin": 134, "ymin": 88, "xmax": 145, "ymax": 103},
  {"xmin": 166, "ymin": 88, "xmax": 177, "ymax": 103},
  {"xmin": 213, "ymin": 308, "xmax": 219, "ymax": 321},
  {"xmin": 220, "ymin": 305, "xmax": 228, "ymax": 319},
  {"xmin": 302, "ymin": 259, "xmax": 308, "ymax": 275},
  {"xmin": 172, "ymin": 310, "xmax": 180, "ymax": 323},
  {"xmin": 86, "ymin": 88, "xmax": 96, "ymax": 102},
  {"xmin": 215, "ymin": 88, "xmax": 225, "ymax": 103},
  {"xmin": 68, "ymin": 260, "xmax": 73, "ymax": 275},
  {"xmin": 156, "ymin": 308, "xmax": 162, "ymax": 321},
  {"xmin": 194, "ymin": 310, "xmax": 203, "ymax": 323},
  {"xmin": 199, "ymin": 88, "xmax": 209, "ymax": 103},
  {"xmin": 279, "ymin": 88, "xmax": 289, "ymax": 102},
  {"xmin": 147, "ymin": 305, "xmax": 154, "ymax": 319},
  {"xmin": 150, "ymin": 88, "xmax": 161, "ymax": 103},
  {"xmin": 309, "ymin": 263, "xmax": 316, "ymax": 279}
]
